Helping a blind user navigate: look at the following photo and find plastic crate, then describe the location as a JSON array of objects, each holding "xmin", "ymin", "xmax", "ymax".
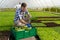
[
  {"xmin": 11, "ymin": 27, "xmax": 37, "ymax": 40},
  {"xmin": 24, "ymin": 31, "xmax": 30, "ymax": 38},
  {"xmin": 11, "ymin": 28, "xmax": 24, "ymax": 40},
  {"xmin": 30, "ymin": 27, "xmax": 37, "ymax": 36}
]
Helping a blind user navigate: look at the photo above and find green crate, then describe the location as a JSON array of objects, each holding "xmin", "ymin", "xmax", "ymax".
[
  {"xmin": 24, "ymin": 31, "xmax": 30, "ymax": 38},
  {"xmin": 15, "ymin": 35, "xmax": 24, "ymax": 40},
  {"xmin": 30, "ymin": 27, "xmax": 37, "ymax": 36},
  {"xmin": 11, "ymin": 27, "xmax": 37, "ymax": 40},
  {"xmin": 15, "ymin": 32, "xmax": 24, "ymax": 39},
  {"xmin": 11, "ymin": 28, "xmax": 24, "ymax": 39}
]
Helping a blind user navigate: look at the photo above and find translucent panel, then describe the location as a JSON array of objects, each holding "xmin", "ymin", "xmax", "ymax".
[{"xmin": 0, "ymin": 0, "xmax": 60, "ymax": 8}]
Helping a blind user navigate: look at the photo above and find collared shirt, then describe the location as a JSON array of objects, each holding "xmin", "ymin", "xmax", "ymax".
[
  {"xmin": 14, "ymin": 9, "xmax": 29, "ymax": 22},
  {"xmin": 15, "ymin": 4, "xmax": 21, "ymax": 9}
]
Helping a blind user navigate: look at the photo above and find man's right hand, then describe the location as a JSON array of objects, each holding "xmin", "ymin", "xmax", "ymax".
[{"xmin": 26, "ymin": 24, "xmax": 32, "ymax": 27}]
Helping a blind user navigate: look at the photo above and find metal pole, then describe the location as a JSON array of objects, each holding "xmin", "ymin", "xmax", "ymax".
[
  {"xmin": 44, "ymin": 0, "xmax": 51, "ymax": 13},
  {"xmin": 51, "ymin": 0, "xmax": 57, "ymax": 13},
  {"xmin": 39, "ymin": 0, "xmax": 47, "ymax": 12}
]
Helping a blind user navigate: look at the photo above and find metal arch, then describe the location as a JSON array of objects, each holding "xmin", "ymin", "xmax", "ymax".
[
  {"xmin": 0, "ymin": 0, "xmax": 6, "ymax": 8},
  {"xmin": 0, "ymin": 0, "xmax": 4, "ymax": 7},
  {"xmin": 50, "ymin": 0, "xmax": 56, "ymax": 7},
  {"xmin": 2, "ymin": 0, "xmax": 8, "ymax": 8},
  {"xmin": 0, "ymin": 0, "xmax": 3, "ymax": 4},
  {"xmin": 0, "ymin": 0, "xmax": 59, "ymax": 8},
  {"xmin": 32, "ymin": 0, "xmax": 38, "ymax": 8},
  {"xmin": 36, "ymin": 0, "xmax": 41, "ymax": 8},
  {"xmin": 51, "ymin": 0, "xmax": 58, "ymax": 13}
]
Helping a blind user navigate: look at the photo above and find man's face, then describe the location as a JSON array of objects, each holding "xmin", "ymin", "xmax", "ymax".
[{"xmin": 21, "ymin": 7, "xmax": 27, "ymax": 12}]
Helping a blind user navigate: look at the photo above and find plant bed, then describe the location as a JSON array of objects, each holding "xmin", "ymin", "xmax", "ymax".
[
  {"xmin": 36, "ymin": 16, "xmax": 60, "ymax": 18},
  {"xmin": 31, "ymin": 20, "xmax": 42, "ymax": 23},
  {"xmin": 31, "ymin": 17, "xmax": 60, "ymax": 21},
  {"xmin": 44, "ymin": 22, "xmax": 60, "ymax": 27},
  {"xmin": 32, "ymin": 23, "xmax": 47, "ymax": 27},
  {"xmin": 37, "ymin": 19, "xmax": 60, "ymax": 21}
]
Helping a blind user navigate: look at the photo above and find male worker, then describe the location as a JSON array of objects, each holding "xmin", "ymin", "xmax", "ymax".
[{"xmin": 14, "ymin": 3, "xmax": 31, "ymax": 28}]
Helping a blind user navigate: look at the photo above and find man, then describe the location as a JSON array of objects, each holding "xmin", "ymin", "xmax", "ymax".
[{"xmin": 14, "ymin": 3, "xmax": 31, "ymax": 28}]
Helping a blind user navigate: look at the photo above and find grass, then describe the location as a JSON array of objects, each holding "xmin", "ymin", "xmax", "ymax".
[{"xmin": 0, "ymin": 11, "xmax": 60, "ymax": 40}]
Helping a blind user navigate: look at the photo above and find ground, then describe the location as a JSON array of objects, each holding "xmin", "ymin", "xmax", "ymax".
[{"xmin": 0, "ymin": 11, "xmax": 60, "ymax": 40}]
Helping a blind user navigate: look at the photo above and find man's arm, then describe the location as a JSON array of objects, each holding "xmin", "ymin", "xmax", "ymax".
[
  {"xmin": 27, "ymin": 12, "xmax": 32, "ymax": 19},
  {"xmin": 16, "ymin": 9, "xmax": 28, "ymax": 24},
  {"xmin": 28, "ymin": 13, "xmax": 31, "ymax": 18},
  {"xmin": 18, "ymin": 14, "xmax": 28, "ymax": 24},
  {"xmin": 18, "ymin": 11, "xmax": 28, "ymax": 24},
  {"xmin": 20, "ymin": 19, "xmax": 27, "ymax": 24}
]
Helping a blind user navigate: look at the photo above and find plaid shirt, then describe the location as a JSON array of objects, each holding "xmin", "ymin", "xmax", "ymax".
[{"xmin": 14, "ymin": 9, "xmax": 29, "ymax": 22}]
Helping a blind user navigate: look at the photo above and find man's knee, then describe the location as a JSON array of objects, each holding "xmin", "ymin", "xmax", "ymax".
[{"xmin": 17, "ymin": 23, "xmax": 25, "ymax": 26}]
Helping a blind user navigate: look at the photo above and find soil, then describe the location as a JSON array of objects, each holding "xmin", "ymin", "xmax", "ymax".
[
  {"xmin": 44, "ymin": 22, "xmax": 60, "ymax": 27},
  {"xmin": 0, "ymin": 31, "xmax": 10, "ymax": 40},
  {"xmin": 31, "ymin": 20, "xmax": 60, "ymax": 27},
  {"xmin": 31, "ymin": 20, "xmax": 42, "ymax": 23},
  {"xmin": 0, "ymin": 31, "xmax": 40, "ymax": 40}
]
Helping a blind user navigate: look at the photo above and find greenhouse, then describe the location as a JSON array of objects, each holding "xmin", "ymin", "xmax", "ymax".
[{"xmin": 0, "ymin": 0, "xmax": 60, "ymax": 40}]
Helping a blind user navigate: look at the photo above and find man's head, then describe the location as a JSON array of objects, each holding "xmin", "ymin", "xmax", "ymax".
[{"xmin": 21, "ymin": 3, "xmax": 27, "ymax": 12}]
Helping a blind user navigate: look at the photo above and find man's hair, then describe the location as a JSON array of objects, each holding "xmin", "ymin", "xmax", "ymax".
[{"xmin": 21, "ymin": 3, "xmax": 27, "ymax": 7}]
